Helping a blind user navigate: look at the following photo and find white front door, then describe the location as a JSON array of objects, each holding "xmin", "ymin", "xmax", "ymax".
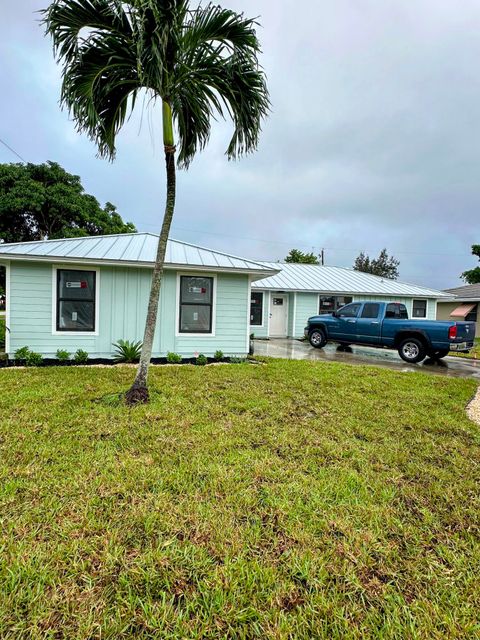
[{"xmin": 269, "ymin": 294, "xmax": 288, "ymax": 337}]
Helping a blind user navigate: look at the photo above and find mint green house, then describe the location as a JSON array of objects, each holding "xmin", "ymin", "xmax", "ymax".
[
  {"xmin": 0, "ymin": 233, "xmax": 276, "ymax": 359},
  {"xmin": 249, "ymin": 262, "xmax": 448, "ymax": 339}
]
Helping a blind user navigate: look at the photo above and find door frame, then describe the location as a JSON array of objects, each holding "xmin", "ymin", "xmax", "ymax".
[{"xmin": 268, "ymin": 292, "xmax": 289, "ymax": 337}]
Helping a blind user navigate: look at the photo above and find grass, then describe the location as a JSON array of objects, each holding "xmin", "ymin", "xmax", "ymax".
[
  {"xmin": 0, "ymin": 360, "xmax": 479, "ymax": 639},
  {"xmin": 450, "ymin": 337, "xmax": 480, "ymax": 360}
]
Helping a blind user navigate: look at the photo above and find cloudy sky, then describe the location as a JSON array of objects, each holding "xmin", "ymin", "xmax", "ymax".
[{"xmin": 1, "ymin": 0, "xmax": 479, "ymax": 289}]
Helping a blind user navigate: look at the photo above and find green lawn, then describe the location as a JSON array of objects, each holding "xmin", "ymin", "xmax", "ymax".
[
  {"xmin": 450, "ymin": 337, "xmax": 480, "ymax": 360},
  {"xmin": 0, "ymin": 361, "xmax": 479, "ymax": 639}
]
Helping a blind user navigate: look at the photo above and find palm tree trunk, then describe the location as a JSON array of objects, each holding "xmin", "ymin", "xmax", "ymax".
[{"xmin": 125, "ymin": 102, "xmax": 176, "ymax": 405}]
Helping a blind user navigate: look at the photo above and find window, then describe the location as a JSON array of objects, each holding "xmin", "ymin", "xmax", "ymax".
[
  {"xmin": 385, "ymin": 303, "xmax": 408, "ymax": 319},
  {"xmin": 319, "ymin": 295, "xmax": 353, "ymax": 314},
  {"xmin": 179, "ymin": 276, "xmax": 214, "ymax": 333},
  {"xmin": 412, "ymin": 299, "xmax": 427, "ymax": 318},
  {"xmin": 250, "ymin": 292, "xmax": 264, "ymax": 326},
  {"xmin": 466, "ymin": 304, "xmax": 478, "ymax": 323},
  {"xmin": 56, "ymin": 269, "xmax": 96, "ymax": 332},
  {"xmin": 361, "ymin": 303, "xmax": 380, "ymax": 319},
  {"xmin": 337, "ymin": 302, "xmax": 361, "ymax": 318}
]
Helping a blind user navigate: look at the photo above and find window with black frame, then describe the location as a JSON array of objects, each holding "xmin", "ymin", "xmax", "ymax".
[
  {"xmin": 56, "ymin": 269, "xmax": 96, "ymax": 332},
  {"xmin": 179, "ymin": 276, "xmax": 214, "ymax": 333},
  {"xmin": 250, "ymin": 292, "xmax": 263, "ymax": 325},
  {"xmin": 319, "ymin": 295, "xmax": 353, "ymax": 314},
  {"xmin": 412, "ymin": 299, "xmax": 427, "ymax": 318}
]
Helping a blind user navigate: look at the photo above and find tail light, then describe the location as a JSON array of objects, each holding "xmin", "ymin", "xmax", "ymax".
[{"xmin": 448, "ymin": 325, "xmax": 457, "ymax": 340}]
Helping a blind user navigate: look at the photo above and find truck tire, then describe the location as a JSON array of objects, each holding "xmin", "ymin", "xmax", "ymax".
[
  {"xmin": 398, "ymin": 337, "xmax": 427, "ymax": 364},
  {"xmin": 309, "ymin": 329, "xmax": 327, "ymax": 349}
]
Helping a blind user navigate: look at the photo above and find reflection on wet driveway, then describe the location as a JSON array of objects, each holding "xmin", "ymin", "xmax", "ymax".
[{"xmin": 253, "ymin": 339, "xmax": 480, "ymax": 379}]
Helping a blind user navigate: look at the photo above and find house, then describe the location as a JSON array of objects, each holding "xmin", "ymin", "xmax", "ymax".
[
  {"xmin": 0, "ymin": 233, "xmax": 277, "ymax": 359},
  {"xmin": 437, "ymin": 284, "xmax": 480, "ymax": 335},
  {"xmin": 249, "ymin": 263, "xmax": 449, "ymax": 338}
]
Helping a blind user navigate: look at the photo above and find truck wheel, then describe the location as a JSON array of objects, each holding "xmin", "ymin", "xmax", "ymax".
[
  {"xmin": 398, "ymin": 338, "xmax": 426, "ymax": 364},
  {"xmin": 309, "ymin": 329, "xmax": 327, "ymax": 349},
  {"xmin": 429, "ymin": 348, "xmax": 449, "ymax": 360}
]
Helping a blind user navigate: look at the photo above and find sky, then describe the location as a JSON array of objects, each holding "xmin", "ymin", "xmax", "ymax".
[{"xmin": 1, "ymin": 0, "xmax": 479, "ymax": 290}]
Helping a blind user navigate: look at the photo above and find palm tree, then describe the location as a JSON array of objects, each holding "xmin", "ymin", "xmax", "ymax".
[{"xmin": 43, "ymin": 0, "xmax": 269, "ymax": 404}]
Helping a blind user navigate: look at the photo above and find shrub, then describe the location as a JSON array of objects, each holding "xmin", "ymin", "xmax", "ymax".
[
  {"xmin": 167, "ymin": 351, "xmax": 182, "ymax": 364},
  {"xmin": 113, "ymin": 339, "xmax": 142, "ymax": 363},
  {"xmin": 196, "ymin": 353, "xmax": 208, "ymax": 366},
  {"xmin": 214, "ymin": 350, "xmax": 224, "ymax": 361},
  {"xmin": 25, "ymin": 351, "xmax": 43, "ymax": 367},
  {"xmin": 230, "ymin": 356, "xmax": 248, "ymax": 364},
  {"xmin": 14, "ymin": 346, "xmax": 30, "ymax": 361},
  {"xmin": 56, "ymin": 349, "xmax": 71, "ymax": 363},
  {"xmin": 74, "ymin": 349, "xmax": 89, "ymax": 365}
]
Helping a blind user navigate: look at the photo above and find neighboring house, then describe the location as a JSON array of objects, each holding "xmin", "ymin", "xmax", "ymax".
[
  {"xmin": 437, "ymin": 284, "xmax": 480, "ymax": 335},
  {"xmin": 250, "ymin": 263, "xmax": 449, "ymax": 338},
  {"xmin": 0, "ymin": 233, "xmax": 276, "ymax": 358}
]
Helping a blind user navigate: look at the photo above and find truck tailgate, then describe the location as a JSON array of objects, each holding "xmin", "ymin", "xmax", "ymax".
[{"xmin": 455, "ymin": 321, "xmax": 476, "ymax": 342}]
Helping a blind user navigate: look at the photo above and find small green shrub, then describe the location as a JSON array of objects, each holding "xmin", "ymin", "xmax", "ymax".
[
  {"xmin": 113, "ymin": 339, "xmax": 142, "ymax": 363},
  {"xmin": 56, "ymin": 349, "xmax": 71, "ymax": 363},
  {"xmin": 214, "ymin": 350, "xmax": 224, "ymax": 361},
  {"xmin": 196, "ymin": 353, "xmax": 208, "ymax": 366},
  {"xmin": 25, "ymin": 351, "xmax": 43, "ymax": 367},
  {"xmin": 167, "ymin": 351, "xmax": 182, "ymax": 364},
  {"xmin": 74, "ymin": 349, "xmax": 89, "ymax": 365},
  {"xmin": 230, "ymin": 356, "xmax": 248, "ymax": 364},
  {"xmin": 14, "ymin": 346, "xmax": 30, "ymax": 361}
]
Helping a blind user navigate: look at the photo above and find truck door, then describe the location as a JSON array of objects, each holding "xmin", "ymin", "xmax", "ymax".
[
  {"xmin": 333, "ymin": 302, "xmax": 362, "ymax": 341},
  {"xmin": 355, "ymin": 302, "xmax": 382, "ymax": 344}
]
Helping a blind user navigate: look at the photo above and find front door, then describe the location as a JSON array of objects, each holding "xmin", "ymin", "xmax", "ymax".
[{"xmin": 270, "ymin": 294, "xmax": 288, "ymax": 337}]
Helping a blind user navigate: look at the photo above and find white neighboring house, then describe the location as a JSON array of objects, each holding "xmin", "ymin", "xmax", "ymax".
[{"xmin": 249, "ymin": 263, "xmax": 450, "ymax": 339}]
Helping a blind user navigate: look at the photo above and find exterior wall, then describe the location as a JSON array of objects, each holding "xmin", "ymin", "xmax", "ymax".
[
  {"xmin": 251, "ymin": 289, "xmax": 441, "ymax": 339},
  {"xmin": 437, "ymin": 301, "xmax": 480, "ymax": 334},
  {"xmin": 8, "ymin": 261, "xmax": 249, "ymax": 358}
]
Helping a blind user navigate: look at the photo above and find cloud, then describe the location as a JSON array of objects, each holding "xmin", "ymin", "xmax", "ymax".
[{"xmin": 1, "ymin": 0, "xmax": 479, "ymax": 289}]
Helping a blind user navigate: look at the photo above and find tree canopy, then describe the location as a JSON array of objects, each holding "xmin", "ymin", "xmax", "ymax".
[
  {"xmin": 353, "ymin": 249, "xmax": 400, "ymax": 280},
  {"xmin": 284, "ymin": 249, "xmax": 319, "ymax": 264},
  {"xmin": 0, "ymin": 161, "xmax": 135, "ymax": 243},
  {"xmin": 461, "ymin": 245, "xmax": 480, "ymax": 284}
]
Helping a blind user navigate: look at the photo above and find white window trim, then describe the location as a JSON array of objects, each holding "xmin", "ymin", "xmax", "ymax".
[
  {"xmin": 52, "ymin": 264, "xmax": 100, "ymax": 336},
  {"xmin": 0, "ymin": 261, "xmax": 10, "ymax": 355},
  {"xmin": 250, "ymin": 289, "xmax": 265, "ymax": 328},
  {"xmin": 412, "ymin": 298, "xmax": 427, "ymax": 319},
  {"xmin": 175, "ymin": 272, "xmax": 217, "ymax": 337}
]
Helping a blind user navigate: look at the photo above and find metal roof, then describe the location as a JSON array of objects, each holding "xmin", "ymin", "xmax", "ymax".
[
  {"xmin": 443, "ymin": 283, "xmax": 480, "ymax": 300},
  {"xmin": 0, "ymin": 233, "xmax": 276, "ymax": 277},
  {"xmin": 252, "ymin": 262, "xmax": 449, "ymax": 299}
]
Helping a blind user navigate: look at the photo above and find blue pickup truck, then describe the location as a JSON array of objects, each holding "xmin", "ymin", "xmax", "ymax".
[{"xmin": 304, "ymin": 301, "xmax": 476, "ymax": 363}]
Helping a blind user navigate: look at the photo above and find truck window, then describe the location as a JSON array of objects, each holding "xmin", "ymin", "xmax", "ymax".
[
  {"xmin": 337, "ymin": 303, "xmax": 361, "ymax": 318},
  {"xmin": 386, "ymin": 303, "xmax": 408, "ymax": 319},
  {"xmin": 361, "ymin": 303, "xmax": 380, "ymax": 319}
]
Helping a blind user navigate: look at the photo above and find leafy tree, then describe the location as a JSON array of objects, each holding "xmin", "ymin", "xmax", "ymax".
[
  {"xmin": 285, "ymin": 249, "xmax": 319, "ymax": 264},
  {"xmin": 461, "ymin": 245, "xmax": 480, "ymax": 284},
  {"xmin": 43, "ymin": 0, "xmax": 269, "ymax": 404},
  {"xmin": 353, "ymin": 248, "xmax": 400, "ymax": 280},
  {"xmin": 0, "ymin": 161, "xmax": 135, "ymax": 243}
]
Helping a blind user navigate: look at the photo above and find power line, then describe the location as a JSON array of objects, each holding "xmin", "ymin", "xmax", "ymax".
[{"xmin": 0, "ymin": 138, "xmax": 26, "ymax": 163}]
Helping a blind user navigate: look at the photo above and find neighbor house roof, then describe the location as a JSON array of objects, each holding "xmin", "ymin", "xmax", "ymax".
[
  {"xmin": 0, "ymin": 233, "xmax": 277, "ymax": 278},
  {"xmin": 442, "ymin": 283, "xmax": 480, "ymax": 301},
  {"xmin": 252, "ymin": 262, "xmax": 448, "ymax": 298}
]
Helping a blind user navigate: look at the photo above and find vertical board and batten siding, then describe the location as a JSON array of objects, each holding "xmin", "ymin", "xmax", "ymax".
[{"xmin": 8, "ymin": 261, "xmax": 249, "ymax": 357}]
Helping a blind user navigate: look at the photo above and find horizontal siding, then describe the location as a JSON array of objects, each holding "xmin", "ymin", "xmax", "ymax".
[
  {"xmin": 294, "ymin": 293, "xmax": 318, "ymax": 337},
  {"xmin": 8, "ymin": 262, "xmax": 249, "ymax": 358}
]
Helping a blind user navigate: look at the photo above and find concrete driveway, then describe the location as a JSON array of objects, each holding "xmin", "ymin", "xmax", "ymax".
[{"xmin": 253, "ymin": 338, "xmax": 480, "ymax": 379}]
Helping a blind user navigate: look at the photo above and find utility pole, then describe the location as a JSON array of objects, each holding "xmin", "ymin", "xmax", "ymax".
[{"xmin": 320, "ymin": 248, "xmax": 325, "ymax": 265}]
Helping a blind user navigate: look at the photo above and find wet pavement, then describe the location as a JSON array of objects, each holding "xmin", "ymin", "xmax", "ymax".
[{"xmin": 253, "ymin": 339, "xmax": 480, "ymax": 379}]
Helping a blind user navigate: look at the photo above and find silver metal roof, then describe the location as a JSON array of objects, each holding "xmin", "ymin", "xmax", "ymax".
[
  {"xmin": 252, "ymin": 262, "xmax": 449, "ymax": 299},
  {"xmin": 0, "ymin": 233, "xmax": 276, "ymax": 276}
]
